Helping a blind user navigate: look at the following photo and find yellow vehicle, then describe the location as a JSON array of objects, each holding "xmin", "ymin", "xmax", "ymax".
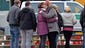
[{"xmin": 75, "ymin": 0, "xmax": 85, "ymax": 5}]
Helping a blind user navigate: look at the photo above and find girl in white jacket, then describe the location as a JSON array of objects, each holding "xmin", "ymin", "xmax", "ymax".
[{"xmin": 62, "ymin": 6, "xmax": 77, "ymax": 48}]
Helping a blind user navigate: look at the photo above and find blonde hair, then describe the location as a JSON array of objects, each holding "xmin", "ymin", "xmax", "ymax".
[
  {"xmin": 52, "ymin": 4, "xmax": 58, "ymax": 10},
  {"xmin": 64, "ymin": 6, "xmax": 71, "ymax": 12}
]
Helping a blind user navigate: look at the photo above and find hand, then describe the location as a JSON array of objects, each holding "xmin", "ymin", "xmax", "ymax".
[
  {"xmin": 39, "ymin": 11, "xmax": 43, "ymax": 13},
  {"xmin": 61, "ymin": 27, "xmax": 63, "ymax": 31},
  {"xmin": 56, "ymin": 17, "xmax": 58, "ymax": 20},
  {"xmin": 41, "ymin": 8, "xmax": 46, "ymax": 11}
]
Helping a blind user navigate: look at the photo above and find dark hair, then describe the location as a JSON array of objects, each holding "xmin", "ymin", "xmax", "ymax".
[
  {"xmin": 38, "ymin": 2, "xmax": 45, "ymax": 8},
  {"xmin": 25, "ymin": 1, "xmax": 30, "ymax": 6},
  {"xmin": 14, "ymin": 0, "xmax": 21, "ymax": 5}
]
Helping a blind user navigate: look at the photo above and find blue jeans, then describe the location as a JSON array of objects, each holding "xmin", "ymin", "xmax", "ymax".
[
  {"xmin": 39, "ymin": 35, "xmax": 47, "ymax": 48},
  {"xmin": 10, "ymin": 26, "xmax": 20, "ymax": 48},
  {"xmin": 83, "ymin": 27, "xmax": 85, "ymax": 48}
]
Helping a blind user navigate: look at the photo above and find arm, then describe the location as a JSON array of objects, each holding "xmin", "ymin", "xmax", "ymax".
[
  {"xmin": 15, "ymin": 8, "xmax": 20, "ymax": 20},
  {"xmin": 73, "ymin": 14, "xmax": 77, "ymax": 25},
  {"xmin": 57, "ymin": 12, "xmax": 63, "ymax": 27},
  {"xmin": 7, "ymin": 12, "xmax": 9, "ymax": 22},
  {"xmin": 31, "ymin": 10, "xmax": 37, "ymax": 31},
  {"xmin": 17, "ymin": 10, "xmax": 22, "ymax": 24},
  {"xmin": 41, "ymin": 8, "xmax": 56, "ymax": 18}
]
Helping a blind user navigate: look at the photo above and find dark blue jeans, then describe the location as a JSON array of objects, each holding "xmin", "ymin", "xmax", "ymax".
[
  {"xmin": 10, "ymin": 26, "xmax": 20, "ymax": 48},
  {"xmin": 83, "ymin": 27, "xmax": 85, "ymax": 48},
  {"xmin": 39, "ymin": 35, "xmax": 47, "ymax": 48}
]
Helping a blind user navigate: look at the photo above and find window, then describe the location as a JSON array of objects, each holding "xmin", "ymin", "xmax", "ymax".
[
  {"xmin": 0, "ymin": 0, "xmax": 9, "ymax": 11},
  {"xmin": 30, "ymin": 3, "xmax": 39, "ymax": 13},
  {"xmin": 29, "ymin": 2, "xmax": 64, "ymax": 13},
  {"xmin": 67, "ymin": 2, "xmax": 83, "ymax": 13},
  {"xmin": 52, "ymin": 2, "xmax": 64, "ymax": 13}
]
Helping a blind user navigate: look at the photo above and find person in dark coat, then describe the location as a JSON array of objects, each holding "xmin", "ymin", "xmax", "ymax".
[
  {"xmin": 18, "ymin": 1, "xmax": 37, "ymax": 48},
  {"xmin": 7, "ymin": 0, "xmax": 21, "ymax": 48},
  {"xmin": 80, "ymin": 5, "xmax": 85, "ymax": 48}
]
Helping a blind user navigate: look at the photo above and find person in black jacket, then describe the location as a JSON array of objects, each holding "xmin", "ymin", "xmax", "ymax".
[
  {"xmin": 80, "ymin": 5, "xmax": 85, "ymax": 48},
  {"xmin": 18, "ymin": 1, "xmax": 37, "ymax": 48}
]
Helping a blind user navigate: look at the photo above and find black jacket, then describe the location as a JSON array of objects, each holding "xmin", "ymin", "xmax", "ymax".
[
  {"xmin": 18, "ymin": 7, "xmax": 37, "ymax": 30},
  {"xmin": 57, "ymin": 12, "xmax": 63, "ymax": 30},
  {"xmin": 80, "ymin": 6, "xmax": 85, "ymax": 28}
]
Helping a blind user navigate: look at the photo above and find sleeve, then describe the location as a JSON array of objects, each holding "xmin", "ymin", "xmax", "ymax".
[
  {"xmin": 80, "ymin": 10, "xmax": 83, "ymax": 27},
  {"xmin": 31, "ymin": 10, "xmax": 37, "ymax": 31},
  {"xmin": 7, "ymin": 12, "xmax": 9, "ymax": 22},
  {"xmin": 73, "ymin": 14, "xmax": 77, "ymax": 25},
  {"xmin": 57, "ymin": 12, "xmax": 63, "ymax": 27},
  {"xmin": 17, "ymin": 10, "xmax": 22, "ymax": 24},
  {"xmin": 41, "ymin": 8, "xmax": 56, "ymax": 18},
  {"xmin": 15, "ymin": 8, "xmax": 20, "ymax": 20}
]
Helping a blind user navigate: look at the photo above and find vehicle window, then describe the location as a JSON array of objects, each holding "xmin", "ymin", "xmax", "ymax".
[
  {"xmin": 21, "ymin": 2, "xmax": 39, "ymax": 13},
  {"xmin": 67, "ymin": 2, "xmax": 83, "ymax": 13},
  {"xmin": 52, "ymin": 2, "xmax": 64, "ymax": 13},
  {"xmin": 30, "ymin": 3, "xmax": 39, "ymax": 13},
  {"xmin": 30, "ymin": 2, "xmax": 64, "ymax": 13}
]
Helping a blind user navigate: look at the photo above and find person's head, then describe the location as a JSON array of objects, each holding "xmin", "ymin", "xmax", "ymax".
[
  {"xmin": 25, "ymin": 1, "xmax": 30, "ymax": 7},
  {"xmin": 38, "ymin": 2, "xmax": 47, "ymax": 9},
  {"xmin": 64, "ymin": 6, "xmax": 71, "ymax": 13},
  {"xmin": 45, "ymin": 0, "xmax": 51, "ymax": 7},
  {"xmin": 14, "ymin": 0, "xmax": 21, "ymax": 7},
  {"xmin": 52, "ymin": 4, "xmax": 59, "ymax": 11}
]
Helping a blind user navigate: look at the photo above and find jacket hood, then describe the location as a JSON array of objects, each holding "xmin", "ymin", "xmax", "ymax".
[
  {"xmin": 63, "ymin": 13, "xmax": 73, "ymax": 18},
  {"xmin": 22, "ymin": 7, "xmax": 32, "ymax": 13}
]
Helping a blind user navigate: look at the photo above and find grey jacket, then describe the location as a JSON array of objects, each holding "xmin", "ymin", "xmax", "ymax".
[
  {"xmin": 41, "ymin": 7, "xmax": 59, "ymax": 33},
  {"xmin": 7, "ymin": 4, "xmax": 20, "ymax": 25},
  {"xmin": 62, "ymin": 13, "xmax": 77, "ymax": 26}
]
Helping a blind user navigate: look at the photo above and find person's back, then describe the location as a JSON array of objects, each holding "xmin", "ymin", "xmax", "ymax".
[
  {"xmin": 62, "ymin": 13, "xmax": 76, "ymax": 26},
  {"xmin": 62, "ymin": 6, "xmax": 77, "ymax": 26},
  {"xmin": 7, "ymin": 0, "xmax": 21, "ymax": 48},
  {"xmin": 8, "ymin": 4, "xmax": 20, "ymax": 25},
  {"xmin": 62, "ymin": 6, "xmax": 77, "ymax": 48},
  {"xmin": 18, "ymin": 1, "xmax": 36, "ymax": 48},
  {"xmin": 19, "ymin": 7, "xmax": 36, "ymax": 30}
]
